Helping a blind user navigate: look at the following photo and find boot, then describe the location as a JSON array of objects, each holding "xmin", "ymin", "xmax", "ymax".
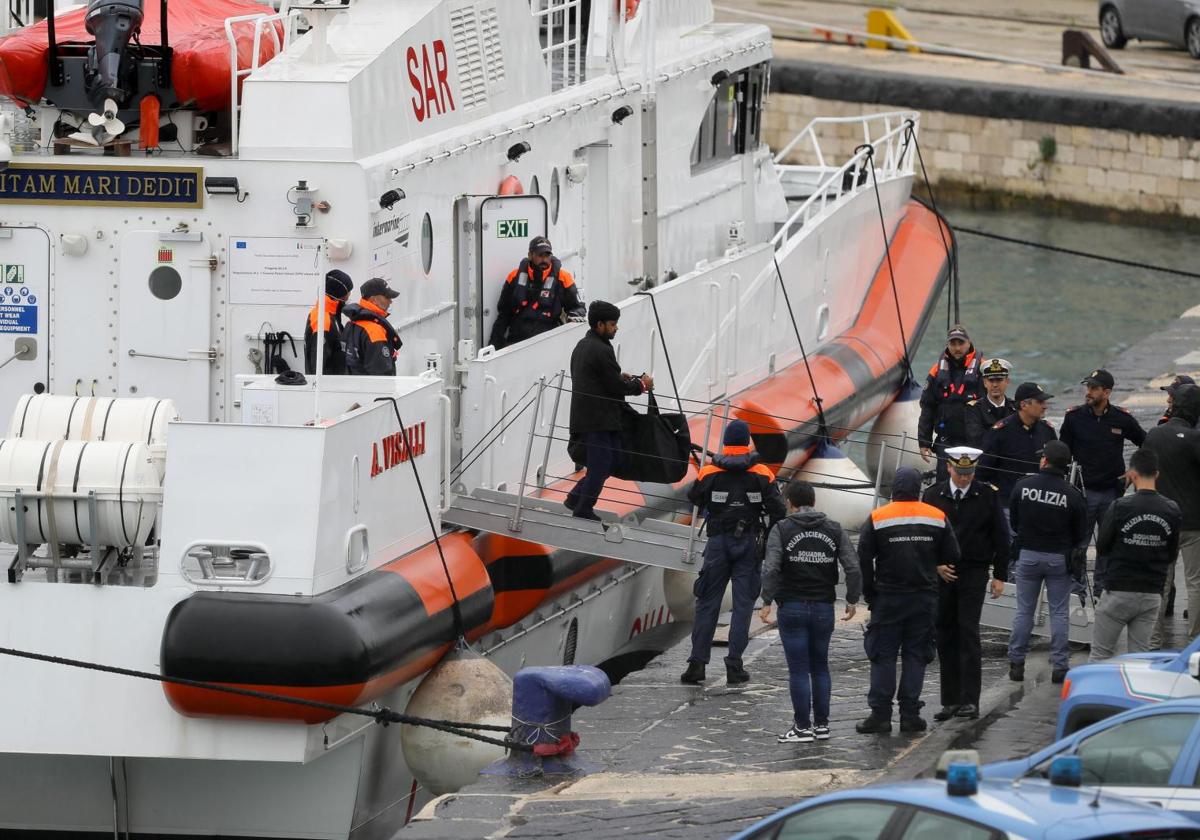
[
  {"xmin": 933, "ymin": 705, "xmax": 960, "ymax": 722},
  {"xmin": 1052, "ymin": 668, "xmax": 1069, "ymax": 684},
  {"xmin": 1009, "ymin": 661, "xmax": 1025, "ymax": 682},
  {"xmin": 726, "ymin": 661, "xmax": 750, "ymax": 685},
  {"xmin": 855, "ymin": 712, "xmax": 893, "ymax": 734},
  {"xmin": 680, "ymin": 661, "xmax": 705, "ymax": 685},
  {"xmin": 900, "ymin": 715, "xmax": 928, "ymax": 733}
]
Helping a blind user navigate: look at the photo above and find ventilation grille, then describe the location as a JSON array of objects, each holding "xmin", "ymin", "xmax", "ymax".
[
  {"xmin": 479, "ymin": 5, "xmax": 505, "ymax": 86},
  {"xmin": 450, "ymin": 5, "xmax": 487, "ymax": 110}
]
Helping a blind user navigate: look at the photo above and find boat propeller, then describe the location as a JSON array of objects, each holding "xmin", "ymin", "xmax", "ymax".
[{"xmin": 68, "ymin": 98, "xmax": 125, "ymax": 145}]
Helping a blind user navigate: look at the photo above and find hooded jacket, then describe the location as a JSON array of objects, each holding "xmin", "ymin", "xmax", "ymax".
[
  {"xmin": 858, "ymin": 469, "xmax": 960, "ymax": 601},
  {"xmin": 1141, "ymin": 385, "xmax": 1200, "ymax": 530},
  {"xmin": 688, "ymin": 449, "xmax": 786, "ymax": 537},
  {"xmin": 762, "ymin": 507, "xmax": 862, "ymax": 605},
  {"xmin": 343, "ymin": 300, "xmax": 402, "ymax": 376}
]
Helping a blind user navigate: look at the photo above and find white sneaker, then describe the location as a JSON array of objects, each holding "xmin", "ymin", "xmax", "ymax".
[
  {"xmin": 813, "ymin": 725, "xmax": 831, "ymax": 740},
  {"xmin": 778, "ymin": 725, "xmax": 815, "ymax": 744}
]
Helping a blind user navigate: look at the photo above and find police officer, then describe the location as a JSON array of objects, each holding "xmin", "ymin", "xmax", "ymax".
[
  {"xmin": 343, "ymin": 278, "xmax": 403, "ymax": 376},
  {"xmin": 856, "ymin": 467, "xmax": 960, "ymax": 735},
  {"xmin": 488, "ymin": 236, "xmax": 586, "ymax": 350},
  {"xmin": 1060, "ymin": 369, "xmax": 1146, "ymax": 596},
  {"xmin": 304, "ymin": 269, "xmax": 353, "ymax": 375},
  {"xmin": 922, "ymin": 447, "xmax": 1009, "ymax": 721},
  {"xmin": 964, "ymin": 358, "xmax": 1017, "ymax": 447},
  {"xmin": 1007, "ymin": 441, "xmax": 1087, "ymax": 684},
  {"xmin": 681, "ymin": 419, "xmax": 786, "ymax": 686},
  {"xmin": 918, "ymin": 324, "xmax": 984, "ymax": 480},
  {"xmin": 978, "ymin": 382, "xmax": 1057, "ymax": 521},
  {"xmin": 1090, "ymin": 448, "xmax": 1180, "ymax": 661}
]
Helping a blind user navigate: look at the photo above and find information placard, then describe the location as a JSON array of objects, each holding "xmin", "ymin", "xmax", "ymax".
[{"xmin": 229, "ymin": 237, "xmax": 325, "ymax": 306}]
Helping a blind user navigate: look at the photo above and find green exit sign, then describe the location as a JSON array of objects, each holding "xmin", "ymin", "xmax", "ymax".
[{"xmin": 496, "ymin": 219, "xmax": 529, "ymax": 239}]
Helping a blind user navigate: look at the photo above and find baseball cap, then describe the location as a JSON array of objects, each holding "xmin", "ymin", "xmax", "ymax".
[
  {"xmin": 360, "ymin": 278, "xmax": 400, "ymax": 300},
  {"xmin": 1162, "ymin": 374, "xmax": 1196, "ymax": 395},
  {"xmin": 981, "ymin": 358, "xmax": 1011, "ymax": 379},
  {"xmin": 1043, "ymin": 440, "xmax": 1071, "ymax": 469},
  {"xmin": 1081, "ymin": 369, "xmax": 1115, "ymax": 389},
  {"xmin": 947, "ymin": 324, "xmax": 970, "ymax": 342},
  {"xmin": 528, "ymin": 236, "xmax": 553, "ymax": 255},
  {"xmin": 945, "ymin": 446, "xmax": 982, "ymax": 472},
  {"xmin": 1014, "ymin": 382, "xmax": 1049, "ymax": 403}
]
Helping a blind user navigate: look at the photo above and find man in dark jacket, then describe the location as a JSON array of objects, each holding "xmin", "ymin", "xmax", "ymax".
[
  {"xmin": 488, "ymin": 236, "xmax": 586, "ymax": 349},
  {"xmin": 979, "ymin": 381, "xmax": 1058, "ymax": 516},
  {"xmin": 343, "ymin": 278, "xmax": 402, "ymax": 376},
  {"xmin": 682, "ymin": 420, "xmax": 786, "ymax": 686},
  {"xmin": 303, "ymin": 269, "xmax": 354, "ymax": 375},
  {"xmin": 964, "ymin": 358, "xmax": 1017, "ymax": 447},
  {"xmin": 1090, "ymin": 448, "xmax": 1181, "ymax": 661},
  {"xmin": 1157, "ymin": 375, "xmax": 1194, "ymax": 426},
  {"xmin": 922, "ymin": 446, "xmax": 1009, "ymax": 721},
  {"xmin": 1007, "ymin": 440, "xmax": 1087, "ymax": 684},
  {"xmin": 565, "ymin": 301, "xmax": 651, "ymax": 521},
  {"xmin": 1059, "ymin": 368, "xmax": 1146, "ymax": 596},
  {"xmin": 918, "ymin": 325, "xmax": 984, "ymax": 480},
  {"xmin": 1145, "ymin": 384, "xmax": 1200, "ymax": 644},
  {"xmin": 856, "ymin": 466, "xmax": 960, "ymax": 735},
  {"xmin": 760, "ymin": 479, "xmax": 861, "ymax": 743}
]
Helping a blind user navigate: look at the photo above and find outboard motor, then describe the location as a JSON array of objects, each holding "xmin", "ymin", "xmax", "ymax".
[{"xmin": 84, "ymin": 0, "xmax": 144, "ymax": 106}]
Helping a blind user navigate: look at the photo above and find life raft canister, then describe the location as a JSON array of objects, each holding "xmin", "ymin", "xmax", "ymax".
[{"xmin": 498, "ymin": 175, "xmax": 524, "ymax": 195}]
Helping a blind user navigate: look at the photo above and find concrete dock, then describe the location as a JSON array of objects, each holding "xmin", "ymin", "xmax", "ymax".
[{"xmin": 401, "ymin": 305, "xmax": 1200, "ymax": 839}]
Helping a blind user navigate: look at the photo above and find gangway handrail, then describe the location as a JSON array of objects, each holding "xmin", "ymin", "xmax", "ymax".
[
  {"xmin": 224, "ymin": 9, "xmax": 298, "ymax": 156},
  {"xmin": 773, "ymin": 110, "xmax": 917, "ymax": 167},
  {"xmin": 771, "ymin": 113, "xmax": 919, "ymax": 252}
]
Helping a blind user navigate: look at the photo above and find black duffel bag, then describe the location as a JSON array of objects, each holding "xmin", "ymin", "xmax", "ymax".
[{"xmin": 567, "ymin": 393, "xmax": 692, "ymax": 484}]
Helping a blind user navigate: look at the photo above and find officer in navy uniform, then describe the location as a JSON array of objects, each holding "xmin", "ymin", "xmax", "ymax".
[
  {"xmin": 978, "ymin": 382, "xmax": 1058, "ymax": 523},
  {"xmin": 922, "ymin": 447, "xmax": 1009, "ymax": 722},
  {"xmin": 681, "ymin": 420, "xmax": 786, "ymax": 687},
  {"xmin": 488, "ymin": 236, "xmax": 586, "ymax": 349},
  {"xmin": 1059, "ymin": 368, "xmax": 1146, "ymax": 597},
  {"xmin": 918, "ymin": 325, "xmax": 984, "ymax": 481},
  {"xmin": 964, "ymin": 358, "xmax": 1017, "ymax": 448}
]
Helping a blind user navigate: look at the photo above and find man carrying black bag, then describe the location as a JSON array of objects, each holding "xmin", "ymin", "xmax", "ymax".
[
  {"xmin": 681, "ymin": 420, "xmax": 786, "ymax": 686},
  {"xmin": 565, "ymin": 301, "xmax": 653, "ymax": 521}
]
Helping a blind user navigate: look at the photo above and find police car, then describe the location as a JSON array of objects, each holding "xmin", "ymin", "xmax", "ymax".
[
  {"xmin": 729, "ymin": 755, "xmax": 1200, "ymax": 840},
  {"xmin": 1057, "ymin": 637, "xmax": 1200, "ymax": 737},
  {"xmin": 984, "ymin": 699, "xmax": 1200, "ymax": 821}
]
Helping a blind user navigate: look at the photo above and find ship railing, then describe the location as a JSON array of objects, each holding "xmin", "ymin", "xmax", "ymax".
[
  {"xmin": 225, "ymin": 8, "xmax": 300, "ymax": 156},
  {"xmin": 771, "ymin": 111, "xmax": 919, "ymax": 251}
]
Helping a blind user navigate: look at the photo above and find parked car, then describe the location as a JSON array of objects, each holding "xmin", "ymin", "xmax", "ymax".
[
  {"xmin": 1099, "ymin": 0, "xmax": 1200, "ymax": 59},
  {"xmin": 985, "ymin": 699, "xmax": 1200, "ymax": 820},
  {"xmin": 729, "ymin": 771, "xmax": 1200, "ymax": 840},
  {"xmin": 1057, "ymin": 637, "xmax": 1200, "ymax": 737}
]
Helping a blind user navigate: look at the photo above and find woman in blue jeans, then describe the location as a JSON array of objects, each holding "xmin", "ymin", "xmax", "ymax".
[{"xmin": 760, "ymin": 480, "xmax": 862, "ymax": 743}]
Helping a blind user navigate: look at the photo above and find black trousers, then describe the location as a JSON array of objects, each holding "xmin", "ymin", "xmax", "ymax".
[{"xmin": 936, "ymin": 565, "xmax": 989, "ymax": 707}]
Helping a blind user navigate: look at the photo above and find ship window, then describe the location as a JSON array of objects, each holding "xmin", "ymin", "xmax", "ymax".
[
  {"xmin": 550, "ymin": 168, "xmax": 561, "ymax": 224},
  {"xmin": 691, "ymin": 62, "xmax": 769, "ymax": 173},
  {"xmin": 421, "ymin": 212, "xmax": 434, "ymax": 274},
  {"xmin": 148, "ymin": 265, "xmax": 182, "ymax": 301}
]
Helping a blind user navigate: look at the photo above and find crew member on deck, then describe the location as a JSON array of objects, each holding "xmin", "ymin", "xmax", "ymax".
[
  {"xmin": 488, "ymin": 236, "xmax": 586, "ymax": 350},
  {"xmin": 1060, "ymin": 368, "xmax": 1146, "ymax": 597},
  {"xmin": 304, "ymin": 269, "xmax": 354, "ymax": 376},
  {"xmin": 964, "ymin": 358, "xmax": 1017, "ymax": 447},
  {"xmin": 343, "ymin": 278, "xmax": 403, "ymax": 376},
  {"xmin": 918, "ymin": 325, "xmax": 984, "ymax": 480},
  {"xmin": 922, "ymin": 447, "xmax": 1009, "ymax": 722}
]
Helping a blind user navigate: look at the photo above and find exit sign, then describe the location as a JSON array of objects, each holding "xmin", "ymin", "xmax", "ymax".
[{"xmin": 496, "ymin": 219, "xmax": 529, "ymax": 239}]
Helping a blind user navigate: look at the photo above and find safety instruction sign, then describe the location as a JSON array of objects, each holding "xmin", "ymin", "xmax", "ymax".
[
  {"xmin": 0, "ymin": 285, "xmax": 36, "ymax": 333},
  {"xmin": 229, "ymin": 237, "xmax": 325, "ymax": 306}
]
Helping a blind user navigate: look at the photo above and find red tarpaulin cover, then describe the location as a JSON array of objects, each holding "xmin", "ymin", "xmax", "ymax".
[{"xmin": 0, "ymin": 0, "xmax": 285, "ymax": 111}]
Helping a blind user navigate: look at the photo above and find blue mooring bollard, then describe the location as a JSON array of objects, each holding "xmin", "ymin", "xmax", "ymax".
[{"xmin": 483, "ymin": 664, "xmax": 611, "ymax": 778}]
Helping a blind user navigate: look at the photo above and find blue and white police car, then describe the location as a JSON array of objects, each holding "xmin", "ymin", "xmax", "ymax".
[
  {"xmin": 986, "ymin": 699, "xmax": 1200, "ymax": 820},
  {"xmin": 1058, "ymin": 638, "xmax": 1200, "ymax": 737},
  {"xmin": 729, "ymin": 753, "xmax": 1200, "ymax": 840}
]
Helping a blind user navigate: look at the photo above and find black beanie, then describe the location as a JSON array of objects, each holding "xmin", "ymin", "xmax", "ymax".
[
  {"xmin": 325, "ymin": 269, "xmax": 353, "ymax": 300},
  {"xmin": 723, "ymin": 419, "xmax": 750, "ymax": 448},
  {"xmin": 588, "ymin": 300, "xmax": 620, "ymax": 328}
]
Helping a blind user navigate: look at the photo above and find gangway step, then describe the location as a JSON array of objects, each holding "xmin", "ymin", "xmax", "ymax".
[{"xmin": 443, "ymin": 489, "xmax": 705, "ymax": 572}]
